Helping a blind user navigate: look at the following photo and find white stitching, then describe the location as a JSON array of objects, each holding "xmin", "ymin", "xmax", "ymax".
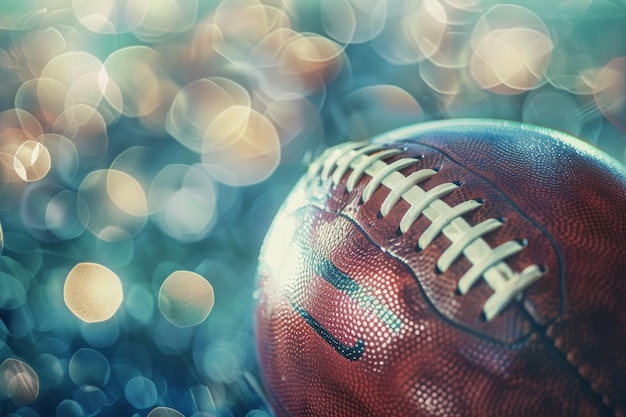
[
  {"xmin": 483, "ymin": 264, "xmax": 544, "ymax": 321},
  {"xmin": 309, "ymin": 142, "xmax": 546, "ymax": 321},
  {"xmin": 380, "ymin": 169, "xmax": 437, "ymax": 216},
  {"xmin": 346, "ymin": 149, "xmax": 402, "ymax": 192},
  {"xmin": 418, "ymin": 200, "xmax": 482, "ymax": 250},
  {"xmin": 362, "ymin": 158, "xmax": 418, "ymax": 203},
  {"xmin": 399, "ymin": 182, "xmax": 459, "ymax": 234},
  {"xmin": 457, "ymin": 240, "xmax": 526, "ymax": 294},
  {"xmin": 437, "ymin": 218, "xmax": 503, "ymax": 272},
  {"xmin": 332, "ymin": 144, "xmax": 384, "ymax": 185}
]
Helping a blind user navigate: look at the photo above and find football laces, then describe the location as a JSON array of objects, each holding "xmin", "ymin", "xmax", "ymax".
[{"xmin": 308, "ymin": 141, "xmax": 546, "ymax": 321}]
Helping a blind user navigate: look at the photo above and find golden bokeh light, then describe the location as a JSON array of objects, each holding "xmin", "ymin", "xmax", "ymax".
[
  {"xmin": 106, "ymin": 169, "xmax": 148, "ymax": 218},
  {"xmin": 79, "ymin": 169, "xmax": 147, "ymax": 241},
  {"xmin": 63, "ymin": 262, "xmax": 124, "ymax": 323},
  {"xmin": 263, "ymin": 93, "xmax": 323, "ymax": 163},
  {"xmin": 276, "ymin": 33, "xmax": 344, "ymax": 96},
  {"xmin": 166, "ymin": 77, "xmax": 251, "ymax": 153},
  {"xmin": 14, "ymin": 77, "xmax": 68, "ymax": 129},
  {"xmin": 212, "ymin": 1, "xmax": 292, "ymax": 63},
  {"xmin": 470, "ymin": 27, "xmax": 552, "ymax": 94},
  {"xmin": 53, "ymin": 104, "xmax": 109, "ymax": 164},
  {"xmin": 104, "ymin": 46, "xmax": 168, "ymax": 118},
  {"xmin": 40, "ymin": 51, "xmax": 104, "ymax": 92},
  {"xmin": 13, "ymin": 140, "xmax": 51, "ymax": 182},
  {"xmin": 0, "ymin": 109, "xmax": 43, "ymax": 147},
  {"xmin": 0, "ymin": 358, "xmax": 39, "ymax": 405},
  {"xmin": 72, "ymin": 0, "xmax": 150, "ymax": 35},
  {"xmin": 19, "ymin": 26, "xmax": 68, "ymax": 77},
  {"xmin": 149, "ymin": 164, "xmax": 216, "ymax": 242},
  {"xmin": 469, "ymin": 4, "xmax": 552, "ymax": 94},
  {"xmin": 158, "ymin": 270, "xmax": 215, "ymax": 328},
  {"xmin": 594, "ymin": 57, "xmax": 626, "ymax": 132},
  {"xmin": 405, "ymin": 0, "xmax": 448, "ymax": 62},
  {"xmin": 132, "ymin": 0, "xmax": 199, "ymax": 42},
  {"xmin": 65, "ymin": 70, "xmax": 124, "ymax": 126},
  {"xmin": 202, "ymin": 107, "xmax": 281, "ymax": 186},
  {"xmin": 321, "ymin": 0, "xmax": 387, "ymax": 44}
]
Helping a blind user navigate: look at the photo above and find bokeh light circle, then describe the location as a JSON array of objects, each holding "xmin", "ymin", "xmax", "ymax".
[
  {"xmin": 38, "ymin": 133, "xmax": 79, "ymax": 185},
  {"xmin": 594, "ymin": 57, "xmax": 626, "ymax": 132},
  {"xmin": 0, "ymin": 358, "xmax": 40, "ymax": 405},
  {"xmin": 202, "ymin": 107, "xmax": 281, "ymax": 186},
  {"xmin": 56, "ymin": 398, "xmax": 85, "ymax": 417},
  {"xmin": 158, "ymin": 270, "xmax": 215, "ymax": 328},
  {"xmin": 132, "ymin": 0, "xmax": 199, "ymax": 42},
  {"xmin": 125, "ymin": 376, "xmax": 158, "ymax": 409},
  {"xmin": 63, "ymin": 262, "xmax": 124, "ymax": 323},
  {"xmin": 321, "ymin": 0, "xmax": 387, "ymax": 44},
  {"xmin": 45, "ymin": 190, "xmax": 89, "ymax": 240},
  {"xmin": 78, "ymin": 169, "xmax": 147, "ymax": 241},
  {"xmin": 166, "ymin": 77, "xmax": 251, "ymax": 153},
  {"xmin": 34, "ymin": 353, "xmax": 64, "ymax": 390},
  {"xmin": 13, "ymin": 140, "xmax": 51, "ymax": 182},
  {"xmin": 72, "ymin": 0, "xmax": 150, "ymax": 35},
  {"xmin": 147, "ymin": 407, "xmax": 185, "ymax": 417},
  {"xmin": 53, "ymin": 104, "xmax": 109, "ymax": 165},
  {"xmin": 69, "ymin": 348, "xmax": 111, "ymax": 389},
  {"xmin": 104, "ymin": 46, "xmax": 169, "ymax": 118},
  {"xmin": 149, "ymin": 164, "xmax": 216, "ymax": 242},
  {"xmin": 470, "ymin": 4, "xmax": 552, "ymax": 95}
]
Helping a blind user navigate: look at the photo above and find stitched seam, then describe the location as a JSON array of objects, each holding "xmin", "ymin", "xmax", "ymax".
[
  {"xmin": 542, "ymin": 319, "xmax": 617, "ymax": 416},
  {"xmin": 310, "ymin": 142, "xmax": 545, "ymax": 321},
  {"xmin": 409, "ymin": 140, "xmax": 568, "ymax": 315},
  {"xmin": 299, "ymin": 204, "xmax": 535, "ymax": 346}
]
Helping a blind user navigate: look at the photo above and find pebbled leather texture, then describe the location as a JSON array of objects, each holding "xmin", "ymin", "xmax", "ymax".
[{"xmin": 255, "ymin": 119, "xmax": 626, "ymax": 417}]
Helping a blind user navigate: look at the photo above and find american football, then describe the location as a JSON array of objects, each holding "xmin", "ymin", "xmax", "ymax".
[{"xmin": 255, "ymin": 119, "xmax": 626, "ymax": 417}]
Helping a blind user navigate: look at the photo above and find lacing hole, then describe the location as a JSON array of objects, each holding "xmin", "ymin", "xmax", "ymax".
[
  {"xmin": 453, "ymin": 180, "xmax": 463, "ymax": 186},
  {"xmin": 517, "ymin": 238, "xmax": 528, "ymax": 247},
  {"xmin": 454, "ymin": 287, "xmax": 462, "ymax": 296},
  {"xmin": 433, "ymin": 166, "xmax": 441, "ymax": 173},
  {"xmin": 414, "ymin": 244, "xmax": 422, "ymax": 253},
  {"xmin": 498, "ymin": 216, "xmax": 507, "ymax": 223},
  {"xmin": 434, "ymin": 266, "xmax": 443, "ymax": 275},
  {"xmin": 539, "ymin": 264, "xmax": 547, "ymax": 273},
  {"xmin": 376, "ymin": 211, "xmax": 383, "ymax": 219},
  {"xmin": 479, "ymin": 311, "xmax": 488, "ymax": 322},
  {"xmin": 395, "ymin": 228, "xmax": 403, "ymax": 236},
  {"xmin": 474, "ymin": 198, "xmax": 484, "ymax": 204}
]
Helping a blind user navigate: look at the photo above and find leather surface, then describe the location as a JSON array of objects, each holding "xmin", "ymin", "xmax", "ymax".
[{"xmin": 255, "ymin": 120, "xmax": 626, "ymax": 417}]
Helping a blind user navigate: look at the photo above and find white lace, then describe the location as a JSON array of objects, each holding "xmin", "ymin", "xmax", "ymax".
[{"xmin": 308, "ymin": 142, "xmax": 545, "ymax": 321}]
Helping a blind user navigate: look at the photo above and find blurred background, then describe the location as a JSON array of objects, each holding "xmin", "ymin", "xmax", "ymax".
[{"xmin": 0, "ymin": 0, "xmax": 625, "ymax": 416}]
